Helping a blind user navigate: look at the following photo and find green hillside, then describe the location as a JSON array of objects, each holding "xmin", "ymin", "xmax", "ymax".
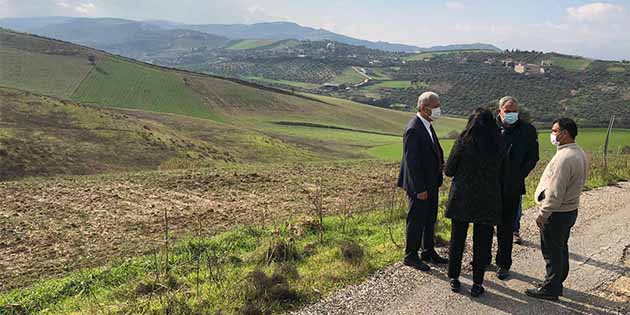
[
  {"xmin": 0, "ymin": 47, "xmax": 92, "ymax": 97},
  {"xmin": 227, "ymin": 39, "xmax": 278, "ymax": 50},
  {"xmin": 0, "ymin": 28, "xmax": 456, "ymax": 179},
  {"xmin": 72, "ymin": 57, "xmax": 219, "ymax": 121}
]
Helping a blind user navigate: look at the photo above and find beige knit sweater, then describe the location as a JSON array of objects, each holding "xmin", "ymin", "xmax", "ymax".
[{"xmin": 535, "ymin": 143, "xmax": 588, "ymax": 219}]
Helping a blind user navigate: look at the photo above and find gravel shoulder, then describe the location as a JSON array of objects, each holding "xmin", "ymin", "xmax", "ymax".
[{"xmin": 291, "ymin": 182, "xmax": 630, "ymax": 315}]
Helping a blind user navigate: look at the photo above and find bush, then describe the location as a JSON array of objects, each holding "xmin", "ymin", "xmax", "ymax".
[
  {"xmin": 264, "ymin": 238, "xmax": 301, "ymax": 263},
  {"xmin": 241, "ymin": 268, "xmax": 300, "ymax": 314},
  {"xmin": 339, "ymin": 240, "xmax": 364, "ymax": 265}
]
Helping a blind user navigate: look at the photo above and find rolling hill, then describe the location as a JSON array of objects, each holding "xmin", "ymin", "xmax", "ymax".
[
  {"xmin": 0, "ymin": 17, "xmax": 500, "ymax": 53},
  {"xmin": 1, "ymin": 28, "xmax": 468, "ymax": 180},
  {"xmin": 0, "ymin": 17, "xmax": 231, "ymax": 60}
]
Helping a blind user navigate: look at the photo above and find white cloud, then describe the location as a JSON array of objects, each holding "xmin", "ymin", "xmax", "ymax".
[
  {"xmin": 567, "ymin": 2, "xmax": 623, "ymax": 21},
  {"xmin": 74, "ymin": 2, "xmax": 96, "ymax": 15},
  {"xmin": 445, "ymin": 1, "xmax": 465, "ymax": 10},
  {"xmin": 56, "ymin": 1, "xmax": 70, "ymax": 8}
]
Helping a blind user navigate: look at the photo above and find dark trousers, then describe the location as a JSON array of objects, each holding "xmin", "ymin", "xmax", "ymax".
[
  {"xmin": 405, "ymin": 189, "xmax": 438, "ymax": 261},
  {"xmin": 495, "ymin": 194, "xmax": 521, "ymax": 269},
  {"xmin": 512, "ymin": 195, "xmax": 523, "ymax": 232},
  {"xmin": 448, "ymin": 219, "xmax": 493, "ymax": 285},
  {"xmin": 540, "ymin": 210, "xmax": 577, "ymax": 295}
]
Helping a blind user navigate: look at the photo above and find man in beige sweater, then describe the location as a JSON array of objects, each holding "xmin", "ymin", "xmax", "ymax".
[{"xmin": 526, "ymin": 118, "xmax": 588, "ymax": 301}]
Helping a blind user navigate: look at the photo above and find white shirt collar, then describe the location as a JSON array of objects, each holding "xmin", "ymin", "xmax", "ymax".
[
  {"xmin": 416, "ymin": 112, "xmax": 432, "ymax": 128},
  {"xmin": 416, "ymin": 112, "xmax": 434, "ymax": 142}
]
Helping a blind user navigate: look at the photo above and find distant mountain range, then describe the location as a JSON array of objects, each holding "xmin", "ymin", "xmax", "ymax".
[{"xmin": 0, "ymin": 17, "xmax": 501, "ymax": 53}]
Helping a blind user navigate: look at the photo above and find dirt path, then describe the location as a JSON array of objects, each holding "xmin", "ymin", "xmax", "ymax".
[{"xmin": 292, "ymin": 182, "xmax": 630, "ymax": 315}]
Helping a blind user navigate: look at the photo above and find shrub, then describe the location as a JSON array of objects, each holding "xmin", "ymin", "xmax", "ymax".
[{"xmin": 339, "ymin": 240, "xmax": 364, "ymax": 265}]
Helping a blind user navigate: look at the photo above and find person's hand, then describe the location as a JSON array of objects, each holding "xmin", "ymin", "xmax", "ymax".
[
  {"xmin": 535, "ymin": 215, "xmax": 546, "ymax": 229},
  {"xmin": 417, "ymin": 191, "xmax": 428, "ymax": 200}
]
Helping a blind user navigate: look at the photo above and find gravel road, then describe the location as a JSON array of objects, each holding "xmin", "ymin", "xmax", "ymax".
[{"xmin": 291, "ymin": 182, "xmax": 630, "ymax": 315}]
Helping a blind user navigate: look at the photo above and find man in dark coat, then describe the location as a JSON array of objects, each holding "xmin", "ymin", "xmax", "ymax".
[
  {"xmin": 397, "ymin": 91, "xmax": 447, "ymax": 271},
  {"xmin": 494, "ymin": 96, "xmax": 540, "ymax": 279}
]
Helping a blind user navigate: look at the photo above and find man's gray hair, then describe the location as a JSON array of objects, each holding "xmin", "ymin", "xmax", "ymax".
[
  {"xmin": 417, "ymin": 91, "xmax": 440, "ymax": 110},
  {"xmin": 499, "ymin": 96, "xmax": 519, "ymax": 108}
]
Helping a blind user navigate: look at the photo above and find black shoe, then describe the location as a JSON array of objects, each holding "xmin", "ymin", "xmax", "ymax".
[
  {"xmin": 531, "ymin": 282, "xmax": 564, "ymax": 296},
  {"xmin": 497, "ymin": 267, "xmax": 510, "ymax": 280},
  {"xmin": 513, "ymin": 232, "xmax": 523, "ymax": 245},
  {"xmin": 403, "ymin": 258, "xmax": 430, "ymax": 271},
  {"xmin": 471, "ymin": 284, "xmax": 485, "ymax": 297},
  {"xmin": 525, "ymin": 288, "xmax": 559, "ymax": 301},
  {"xmin": 421, "ymin": 252, "xmax": 448, "ymax": 264},
  {"xmin": 450, "ymin": 279, "xmax": 461, "ymax": 292}
]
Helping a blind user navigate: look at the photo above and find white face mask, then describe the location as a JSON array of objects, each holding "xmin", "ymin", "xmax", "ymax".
[
  {"xmin": 550, "ymin": 133, "xmax": 560, "ymax": 146},
  {"xmin": 429, "ymin": 107, "xmax": 441, "ymax": 120}
]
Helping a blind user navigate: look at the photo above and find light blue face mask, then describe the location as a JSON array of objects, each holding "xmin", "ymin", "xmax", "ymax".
[{"xmin": 504, "ymin": 112, "xmax": 519, "ymax": 125}]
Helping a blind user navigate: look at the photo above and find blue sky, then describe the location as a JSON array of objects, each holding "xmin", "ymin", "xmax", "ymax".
[{"xmin": 1, "ymin": 0, "xmax": 629, "ymax": 60}]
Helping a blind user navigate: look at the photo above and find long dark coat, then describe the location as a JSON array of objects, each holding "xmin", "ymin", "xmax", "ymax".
[{"xmin": 444, "ymin": 138, "xmax": 506, "ymax": 225}]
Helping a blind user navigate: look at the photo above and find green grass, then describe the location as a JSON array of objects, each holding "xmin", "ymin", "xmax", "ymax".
[
  {"xmin": 536, "ymin": 128, "xmax": 630, "ymax": 155},
  {"xmin": 264, "ymin": 39, "xmax": 301, "ymax": 50},
  {"xmin": 403, "ymin": 49, "xmax": 497, "ymax": 61},
  {"xmin": 366, "ymin": 80, "xmax": 412, "ymax": 90},
  {"xmin": 366, "ymin": 139, "xmax": 456, "ymax": 160},
  {"xmin": 361, "ymin": 80, "xmax": 428, "ymax": 93},
  {"xmin": 330, "ymin": 67, "xmax": 366, "ymax": 85},
  {"xmin": 367, "ymin": 128, "xmax": 630, "ymax": 162},
  {"xmin": 0, "ymin": 47, "xmax": 93, "ymax": 97},
  {"xmin": 71, "ymin": 57, "xmax": 219, "ymax": 121},
  {"xmin": 227, "ymin": 39, "xmax": 278, "ymax": 50},
  {"xmin": 549, "ymin": 56, "xmax": 592, "ymax": 72},
  {"xmin": 607, "ymin": 66, "xmax": 626, "ymax": 73},
  {"xmin": 367, "ymin": 68, "xmax": 392, "ymax": 80},
  {"xmin": 245, "ymin": 76, "xmax": 320, "ymax": 89},
  {"xmin": 0, "ymin": 192, "xmax": 444, "ymax": 314}
]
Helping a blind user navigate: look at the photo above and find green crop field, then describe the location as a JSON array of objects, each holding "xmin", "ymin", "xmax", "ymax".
[
  {"xmin": 368, "ymin": 68, "xmax": 392, "ymax": 80},
  {"xmin": 548, "ymin": 56, "xmax": 592, "ymax": 72},
  {"xmin": 403, "ymin": 49, "xmax": 497, "ymax": 61},
  {"xmin": 366, "ymin": 139, "xmax": 457, "ymax": 160},
  {"xmin": 607, "ymin": 65, "xmax": 627, "ymax": 73},
  {"xmin": 367, "ymin": 128, "xmax": 630, "ymax": 161},
  {"xmin": 364, "ymin": 80, "xmax": 413, "ymax": 91},
  {"xmin": 330, "ymin": 67, "xmax": 366, "ymax": 85},
  {"xmin": 227, "ymin": 39, "xmax": 278, "ymax": 50},
  {"xmin": 0, "ymin": 47, "xmax": 93, "ymax": 97},
  {"xmin": 245, "ymin": 76, "xmax": 321, "ymax": 89},
  {"xmin": 537, "ymin": 128, "xmax": 630, "ymax": 155},
  {"xmin": 71, "ymin": 57, "xmax": 219, "ymax": 120}
]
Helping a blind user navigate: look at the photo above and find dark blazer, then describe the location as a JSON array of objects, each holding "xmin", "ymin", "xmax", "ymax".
[
  {"xmin": 444, "ymin": 138, "xmax": 506, "ymax": 225},
  {"xmin": 397, "ymin": 116, "xmax": 444, "ymax": 195},
  {"xmin": 497, "ymin": 118, "xmax": 539, "ymax": 197}
]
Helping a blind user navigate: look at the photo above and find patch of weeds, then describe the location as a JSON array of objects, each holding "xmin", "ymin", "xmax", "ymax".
[
  {"xmin": 241, "ymin": 267, "xmax": 301, "ymax": 315},
  {"xmin": 338, "ymin": 240, "xmax": 364, "ymax": 265}
]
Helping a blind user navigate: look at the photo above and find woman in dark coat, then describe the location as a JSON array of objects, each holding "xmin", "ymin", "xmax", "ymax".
[{"xmin": 445, "ymin": 107, "xmax": 506, "ymax": 297}]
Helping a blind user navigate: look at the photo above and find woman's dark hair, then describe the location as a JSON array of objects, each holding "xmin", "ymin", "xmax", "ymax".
[{"xmin": 460, "ymin": 107, "xmax": 503, "ymax": 154}]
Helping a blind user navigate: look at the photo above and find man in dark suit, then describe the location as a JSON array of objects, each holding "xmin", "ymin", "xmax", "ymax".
[{"xmin": 397, "ymin": 91, "xmax": 448, "ymax": 271}]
